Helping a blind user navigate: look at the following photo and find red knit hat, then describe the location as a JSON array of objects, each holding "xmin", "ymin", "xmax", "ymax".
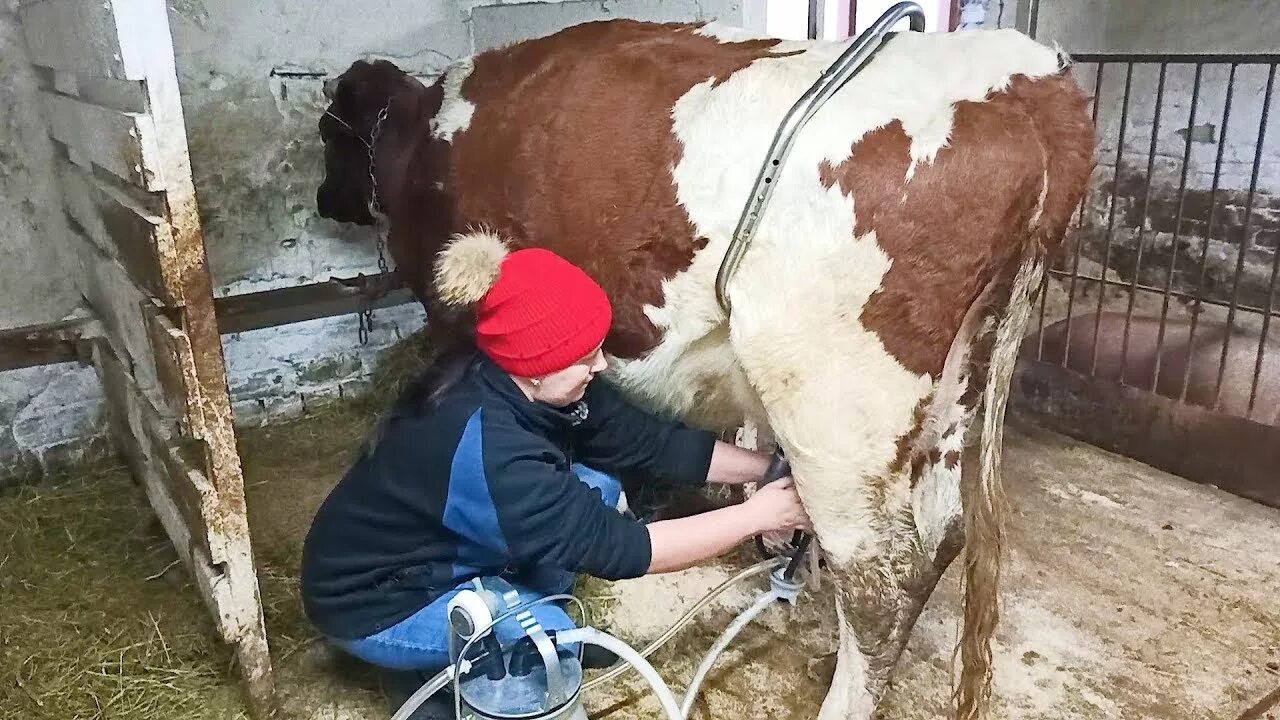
[{"xmin": 433, "ymin": 231, "xmax": 613, "ymax": 377}]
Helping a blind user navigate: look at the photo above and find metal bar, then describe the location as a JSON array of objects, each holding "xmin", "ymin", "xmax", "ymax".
[
  {"xmin": 1034, "ymin": 263, "xmax": 1049, "ymax": 360},
  {"xmin": 0, "ymin": 318, "xmax": 91, "ymax": 371},
  {"xmin": 1091, "ymin": 62, "xmax": 1134, "ymax": 377},
  {"xmin": 1119, "ymin": 63, "xmax": 1167, "ymax": 385},
  {"xmin": 715, "ymin": 1, "xmax": 926, "ymax": 313},
  {"xmin": 1181, "ymin": 62, "xmax": 1237, "ymax": 403},
  {"xmin": 1153, "ymin": 63, "xmax": 1202, "ymax": 394},
  {"xmin": 214, "ymin": 273, "xmax": 416, "ymax": 335},
  {"xmin": 1247, "ymin": 63, "xmax": 1279, "ymax": 418},
  {"xmin": 1061, "ymin": 62, "xmax": 1106, "ymax": 368},
  {"xmin": 1047, "ymin": 269, "xmax": 1280, "ymax": 321},
  {"xmin": 1012, "ymin": 358, "xmax": 1280, "ymax": 510},
  {"xmin": 808, "ymin": 0, "xmax": 821, "ymax": 39},
  {"xmin": 1213, "ymin": 62, "xmax": 1275, "ymax": 411},
  {"xmin": 1070, "ymin": 52, "xmax": 1280, "ymax": 64}
]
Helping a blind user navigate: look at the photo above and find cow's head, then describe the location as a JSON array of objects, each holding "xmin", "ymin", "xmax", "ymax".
[{"xmin": 316, "ymin": 59, "xmax": 415, "ymax": 225}]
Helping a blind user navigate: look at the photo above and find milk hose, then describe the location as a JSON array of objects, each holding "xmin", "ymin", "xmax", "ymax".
[
  {"xmin": 389, "ymin": 665, "xmax": 456, "ymax": 720},
  {"xmin": 580, "ymin": 556, "xmax": 785, "ymax": 691},
  {"xmin": 678, "ymin": 588, "xmax": 780, "ymax": 719},
  {"xmin": 555, "ymin": 627, "xmax": 684, "ymax": 720}
]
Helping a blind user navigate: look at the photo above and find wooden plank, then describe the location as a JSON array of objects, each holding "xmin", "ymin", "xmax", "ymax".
[
  {"xmin": 215, "ymin": 274, "xmax": 416, "ymax": 334},
  {"xmin": 51, "ymin": 69, "xmax": 148, "ymax": 114},
  {"xmin": 18, "ymin": 0, "xmax": 135, "ymax": 79},
  {"xmin": 96, "ymin": 340, "xmax": 231, "ymax": 570},
  {"xmin": 1012, "ymin": 358, "xmax": 1280, "ymax": 509},
  {"xmin": 93, "ymin": 342, "xmax": 236, "ymax": 642},
  {"xmin": 61, "ymin": 163, "xmax": 175, "ymax": 304},
  {"xmin": 0, "ymin": 318, "xmax": 90, "ymax": 371},
  {"xmin": 143, "ymin": 307, "xmax": 195, "ymax": 432},
  {"xmin": 41, "ymin": 91, "xmax": 163, "ymax": 190},
  {"xmin": 79, "ymin": 249, "xmax": 169, "ymax": 417}
]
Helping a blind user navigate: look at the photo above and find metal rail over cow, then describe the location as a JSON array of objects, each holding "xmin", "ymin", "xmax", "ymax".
[{"xmin": 314, "ymin": 15, "xmax": 1097, "ymax": 719}]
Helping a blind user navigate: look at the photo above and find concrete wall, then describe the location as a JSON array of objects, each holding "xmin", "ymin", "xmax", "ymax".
[
  {"xmin": 1062, "ymin": 0, "xmax": 1280, "ymax": 319},
  {"xmin": 0, "ymin": 0, "xmax": 109, "ymax": 479}
]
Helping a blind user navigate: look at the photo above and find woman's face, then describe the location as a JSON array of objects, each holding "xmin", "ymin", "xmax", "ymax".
[{"xmin": 524, "ymin": 345, "xmax": 608, "ymax": 406}]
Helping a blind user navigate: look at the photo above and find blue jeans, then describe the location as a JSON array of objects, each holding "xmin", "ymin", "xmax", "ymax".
[{"xmin": 331, "ymin": 464, "xmax": 625, "ymax": 672}]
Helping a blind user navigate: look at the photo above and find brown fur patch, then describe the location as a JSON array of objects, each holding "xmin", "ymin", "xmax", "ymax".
[
  {"xmin": 444, "ymin": 21, "xmax": 785, "ymax": 357},
  {"xmin": 820, "ymin": 71, "xmax": 1094, "ymax": 379},
  {"xmin": 943, "ymin": 450, "xmax": 961, "ymax": 469},
  {"xmin": 891, "ymin": 395, "xmax": 932, "ymax": 476}
]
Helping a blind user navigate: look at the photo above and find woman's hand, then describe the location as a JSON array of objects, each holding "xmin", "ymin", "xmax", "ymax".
[
  {"xmin": 644, "ymin": 476, "xmax": 812, "ymax": 574},
  {"xmin": 743, "ymin": 477, "xmax": 811, "ymax": 534}
]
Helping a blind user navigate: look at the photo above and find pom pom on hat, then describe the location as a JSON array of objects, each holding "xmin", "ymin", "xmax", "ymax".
[
  {"xmin": 432, "ymin": 230, "xmax": 613, "ymax": 377},
  {"xmin": 434, "ymin": 229, "xmax": 511, "ymax": 306}
]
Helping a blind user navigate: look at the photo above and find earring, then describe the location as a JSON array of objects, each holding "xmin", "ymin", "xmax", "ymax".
[{"xmin": 531, "ymin": 378, "xmax": 541, "ymax": 387}]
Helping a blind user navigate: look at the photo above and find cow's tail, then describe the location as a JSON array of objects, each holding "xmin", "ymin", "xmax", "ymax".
[
  {"xmin": 952, "ymin": 62, "xmax": 1095, "ymax": 720},
  {"xmin": 952, "ymin": 241, "xmax": 1044, "ymax": 720}
]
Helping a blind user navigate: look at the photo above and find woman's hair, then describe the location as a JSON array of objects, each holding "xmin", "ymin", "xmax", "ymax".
[
  {"xmin": 362, "ymin": 336, "xmax": 479, "ymax": 455},
  {"xmin": 400, "ymin": 340, "xmax": 478, "ymax": 411}
]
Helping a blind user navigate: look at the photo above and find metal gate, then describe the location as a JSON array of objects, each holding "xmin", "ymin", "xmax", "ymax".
[
  {"xmin": 16, "ymin": 0, "xmax": 274, "ymax": 714},
  {"xmin": 1015, "ymin": 52, "xmax": 1280, "ymax": 507}
]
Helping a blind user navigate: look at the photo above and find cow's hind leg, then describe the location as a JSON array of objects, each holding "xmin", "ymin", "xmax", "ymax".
[{"xmin": 728, "ymin": 295, "xmax": 942, "ymax": 717}]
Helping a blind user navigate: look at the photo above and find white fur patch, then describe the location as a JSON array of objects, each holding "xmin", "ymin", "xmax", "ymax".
[{"xmin": 431, "ymin": 57, "xmax": 476, "ymax": 142}]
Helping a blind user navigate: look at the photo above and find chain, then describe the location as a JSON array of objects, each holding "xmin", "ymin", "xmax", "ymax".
[{"xmin": 357, "ymin": 102, "xmax": 393, "ymax": 345}]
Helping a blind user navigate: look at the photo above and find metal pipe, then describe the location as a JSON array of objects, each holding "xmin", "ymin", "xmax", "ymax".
[
  {"xmin": 1246, "ymin": 63, "xmax": 1279, "ymax": 418},
  {"xmin": 1060, "ymin": 62, "xmax": 1106, "ymax": 368},
  {"xmin": 1070, "ymin": 52, "xmax": 1280, "ymax": 64},
  {"xmin": 1090, "ymin": 62, "xmax": 1134, "ymax": 377},
  {"xmin": 1119, "ymin": 62, "xmax": 1167, "ymax": 385},
  {"xmin": 714, "ymin": 1, "xmax": 926, "ymax": 313},
  {"xmin": 1046, "ymin": 268, "xmax": 1280, "ymax": 320},
  {"xmin": 1214, "ymin": 62, "xmax": 1275, "ymax": 411},
  {"xmin": 1181, "ymin": 62, "xmax": 1238, "ymax": 403},
  {"xmin": 1153, "ymin": 62, "xmax": 1202, "ymax": 394}
]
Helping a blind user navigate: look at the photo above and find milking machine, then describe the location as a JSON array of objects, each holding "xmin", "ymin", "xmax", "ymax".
[{"xmin": 389, "ymin": 4, "xmax": 927, "ymax": 718}]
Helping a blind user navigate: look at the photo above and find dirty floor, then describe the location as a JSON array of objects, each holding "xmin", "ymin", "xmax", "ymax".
[{"xmin": 2, "ymin": 404, "xmax": 1278, "ymax": 720}]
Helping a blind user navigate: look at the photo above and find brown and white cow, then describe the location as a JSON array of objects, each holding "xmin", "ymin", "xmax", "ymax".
[{"xmin": 315, "ymin": 19, "xmax": 1095, "ymax": 719}]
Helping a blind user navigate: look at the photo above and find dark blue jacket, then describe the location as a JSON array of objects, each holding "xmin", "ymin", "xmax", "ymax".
[{"xmin": 300, "ymin": 353, "xmax": 717, "ymax": 640}]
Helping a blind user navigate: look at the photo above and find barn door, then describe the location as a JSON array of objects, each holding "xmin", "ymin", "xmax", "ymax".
[{"xmin": 17, "ymin": 0, "xmax": 274, "ymax": 714}]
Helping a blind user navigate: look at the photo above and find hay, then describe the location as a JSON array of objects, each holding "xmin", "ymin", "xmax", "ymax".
[
  {"xmin": 356, "ymin": 326, "xmax": 433, "ymax": 415},
  {"xmin": 0, "ymin": 464, "xmax": 246, "ymax": 720}
]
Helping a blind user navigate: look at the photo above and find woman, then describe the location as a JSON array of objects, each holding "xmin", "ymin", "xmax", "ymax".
[{"xmin": 300, "ymin": 236, "xmax": 809, "ymax": 713}]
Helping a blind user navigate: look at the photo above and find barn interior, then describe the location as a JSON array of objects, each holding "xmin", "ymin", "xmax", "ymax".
[{"xmin": 1, "ymin": 1, "xmax": 1278, "ymax": 720}]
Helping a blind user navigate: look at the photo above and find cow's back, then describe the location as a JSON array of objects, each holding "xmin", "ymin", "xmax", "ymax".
[{"xmin": 430, "ymin": 21, "xmax": 1093, "ymax": 427}]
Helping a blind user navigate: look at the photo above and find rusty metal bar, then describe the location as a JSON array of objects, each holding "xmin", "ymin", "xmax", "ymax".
[
  {"xmin": 1071, "ymin": 52, "xmax": 1280, "ymax": 64},
  {"xmin": 1119, "ymin": 62, "xmax": 1167, "ymax": 385},
  {"xmin": 1048, "ymin": 269, "xmax": 1280, "ymax": 320},
  {"xmin": 1061, "ymin": 62, "xmax": 1107, "ymax": 368},
  {"xmin": 1091, "ymin": 62, "xmax": 1134, "ymax": 377},
  {"xmin": 1153, "ymin": 62, "xmax": 1202, "ymax": 394},
  {"xmin": 1247, "ymin": 64, "xmax": 1280, "ymax": 418},
  {"xmin": 0, "ymin": 318, "xmax": 92, "ymax": 371},
  {"xmin": 1213, "ymin": 62, "xmax": 1275, "ymax": 411},
  {"xmin": 214, "ymin": 273, "xmax": 415, "ymax": 334},
  {"xmin": 1181, "ymin": 62, "xmax": 1238, "ymax": 403}
]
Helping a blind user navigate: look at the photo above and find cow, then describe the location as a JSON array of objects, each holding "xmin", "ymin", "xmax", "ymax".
[{"xmin": 314, "ymin": 19, "xmax": 1096, "ymax": 720}]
